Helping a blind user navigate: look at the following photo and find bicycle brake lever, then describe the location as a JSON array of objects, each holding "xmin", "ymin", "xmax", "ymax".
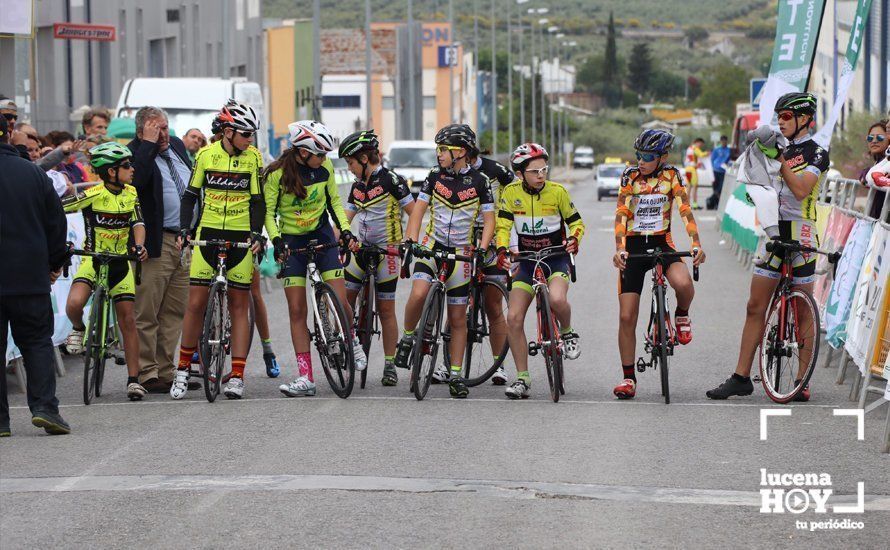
[{"xmin": 693, "ymin": 265, "xmax": 699, "ymax": 282}]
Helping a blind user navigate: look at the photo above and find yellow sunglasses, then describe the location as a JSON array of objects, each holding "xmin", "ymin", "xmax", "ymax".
[{"xmin": 436, "ymin": 145, "xmax": 464, "ymax": 153}]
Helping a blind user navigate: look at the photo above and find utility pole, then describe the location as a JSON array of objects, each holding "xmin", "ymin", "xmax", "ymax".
[
  {"xmin": 530, "ymin": 18, "xmax": 536, "ymax": 143},
  {"xmin": 539, "ymin": 23, "xmax": 546, "ymax": 149},
  {"xmin": 491, "ymin": 0, "xmax": 497, "ymax": 155},
  {"xmin": 408, "ymin": 0, "xmax": 416, "ymax": 138},
  {"xmin": 313, "ymin": 0, "xmax": 321, "ymax": 119},
  {"xmin": 548, "ymin": 30, "xmax": 555, "ymax": 164},
  {"xmin": 448, "ymin": 0, "xmax": 454, "ymax": 123},
  {"xmin": 518, "ymin": 16, "xmax": 525, "ymax": 143},
  {"xmin": 507, "ymin": 0, "xmax": 513, "ymax": 152},
  {"xmin": 365, "ymin": 0, "xmax": 372, "ymax": 128}
]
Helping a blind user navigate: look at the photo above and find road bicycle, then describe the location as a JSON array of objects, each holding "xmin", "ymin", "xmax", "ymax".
[
  {"xmin": 755, "ymin": 239, "xmax": 839, "ymax": 403},
  {"xmin": 507, "ymin": 245, "xmax": 575, "ymax": 403},
  {"xmin": 65, "ymin": 247, "xmax": 141, "ymax": 405},
  {"xmin": 625, "ymin": 247, "xmax": 698, "ymax": 405},
  {"xmin": 281, "ymin": 241, "xmax": 356, "ymax": 398}
]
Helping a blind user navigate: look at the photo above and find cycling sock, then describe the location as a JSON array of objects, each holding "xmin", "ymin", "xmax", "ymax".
[
  {"xmin": 127, "ymin": 376, "xmax": 139, "ymax": 385},
  {"xmin": 178, "ymin": 346, "xmax": 196, "ymax": 370},
  {"xmin": 517, "ymin": 370, "xmax": 531, "ymax": 384},
  {"xmin": 403, "ymin": 329, "xmax": 414, "ymax": 337},
  {"xmin": 732, "ymin": 373, "xmax": 751, "ymax": 382},
  {"xmin": 384, "ymin": 355, "xmax": 394, "ymax": 362},
  {"xmin": 231, "ymin": 357, "xmax": 246, "ymax": 379},
  {"xmin": 675, "ymin": 307, "xmax": 689, "ymax": 318},
  {"xmin": 450, "ymin": 365, "xmax": 462, "ymax": 378},
  {"xmin": 559, "ymin": 325, "xmax": 574, "ymax": 335},
  {"xmin": 623, "ymin": 364, "xmax": 636, "ymax": 382},
  {"xmin": 261, "ymin": 338, "xmax": 274, "ymax": 355},
  {"xmin": 297, "ymin": 352, "xmax": 313, "ymax": 383}
]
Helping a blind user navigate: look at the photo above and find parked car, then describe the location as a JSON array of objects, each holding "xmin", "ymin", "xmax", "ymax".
[
  {"xmin": 385, "ymin": 140, "xmax": 438, "ymax": 189},
  {"xmin": 573, "ymin": 146, "xmax": 595, "ymax": 169},
  {"xmin": 595, "ymin": 162, "xmax": 626, "ymax": 201}
]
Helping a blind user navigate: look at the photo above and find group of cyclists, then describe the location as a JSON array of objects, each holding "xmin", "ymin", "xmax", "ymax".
[{"xmin": 60, "ymin": 90, "xmax": 829, "ymax": 403}]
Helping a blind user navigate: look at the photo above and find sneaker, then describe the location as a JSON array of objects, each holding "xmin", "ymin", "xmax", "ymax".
[
  {"xmin": 449, "ymin": 377, "xmax": 469, "ymax": 398},
  {"xmin": 353, "ymin": 337, "xmax": 368, "ymax": 372},
  {"xmin": 393, "ymin": 334, "xmax": 413, "ymax": 369},
  {"xmin": 431, "ymin": 364, "xmax": 450, "ymax": 384},
  {"xmin": 65, "ymin": 329, "xmax": 85, "ymax": 355},
  {"xmin": 264, "ymin": 352, "xmax": 281, "ymax": 378},
  {"xmin": 0, "ymin": 422, "xmax": 10, "ymax": 437},
  {"xmin": 170, "ymin": 369, "xmax": 190, "ymax": 400},
  {"xmin": 491, "ymin": 366, "xmax": 507, "ymax": 386},
  {"xmin": 675, "ymin": 316, "xmax": 692, "ymax": 345},
  {"xmin": 706, "ymin": 374, "xmax": 754, "ymax": 400},
  {"xmin": 792, "ymin": 380, "xmax": 810, "ymax": 402},
  {"xmin": 280, "ymin": 376, "xmax": 316, "ymax": 397},
  {"xmin": 563, "ymin": 332, "xmax": 581, "ymax": 360},
  {"xmin": 505, "ymin": 379, "xmax": 530, "ymax": 399},
  {"xmin": 31, "ymin": 411, "xmax": 70, "ymax": 435},
  {"xmin": 224, "ymin": 376, "xmax": 244, "ymax": 399},
  {"xmin": 613, "ymin": 378, "xmax": 637, "ymax": 400},
  {"xmin": 126, "ymin": 382, "xmax": 147, "ymax": 401},
  {"xmin": 381, "ymin": 362, "xmax": 398, "ymax": 387}
]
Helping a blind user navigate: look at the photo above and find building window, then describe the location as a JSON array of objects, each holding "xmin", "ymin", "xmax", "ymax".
[
  {"xmin": 166, "ymin": 9, "xmax": 180, "ymax": 23},
  {"xmin": 382, "ymin": 96, "xmax": 394, "ymax": 109},
  {"xmin": 323, "ymin": 95, "xmax": 361, "ymax": 108},
  {"xmin": 423, "ymin": 95, "xmax": 436, "ymax": 109}
]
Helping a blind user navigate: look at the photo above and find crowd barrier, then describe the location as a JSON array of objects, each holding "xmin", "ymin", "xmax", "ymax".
[{"xmin": 717, "ymin": 169, "xmax": 890, "ymax": 453}]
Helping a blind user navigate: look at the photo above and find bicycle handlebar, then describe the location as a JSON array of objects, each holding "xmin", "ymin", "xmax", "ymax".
[
  {"xmin": 505, "ymin": 245, "xmax": 577, "ymax": 291},
  {"xmin": 410, "ymin": 246, "xmax": 473, "ymax": 263},
  {"xmin": 66, "ymin": 248, "xmax": 142, "ymax": 285},
  {"xmin": 764, "ymin": 239, "xmax": 841, "ymax": 264},
  {"xmin": 189, "ymin": 239, "xmax": 252, "ymax": 249}
]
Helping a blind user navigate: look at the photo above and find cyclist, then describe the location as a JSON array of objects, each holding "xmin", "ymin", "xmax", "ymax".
[
  {"xmin": 339, "ymin": 129, "xmax": 415, "ymax": 387},
  {"xmin": 612, "ymin": 130, "xmax": 705, "ymax": 400},
  {"xmin": 707, "ymin": 92, "xmax": 828, "ymax": 402},
  {"xmin": 495, "ymin": 143, "xmax": 585, "ymax": 399},
  {"xmin": 467, "ymin": 140, "xmax": 515, "ymax": 385},
  {"xmin": 62, "ymin": 142, "xmax": 148, "ymax": 401},
  {"xmin": 684, "ymin": 137, "xmax": 708, "ymax": 210},
  {"xmin": 265, "ymin": 120, "xmax": 361, "ymax": 398},
  {"xmin": 393, "ymin": 124, "xmax": 495, "ymax": 399},
  {"xmin": 171, "ymin": 100, "xmax": 265, "ymax": 400}
]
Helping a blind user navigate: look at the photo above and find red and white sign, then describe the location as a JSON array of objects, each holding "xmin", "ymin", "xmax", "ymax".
[{"xmin": 53, "ymin": 23, "xmax": 116, "ymax": 42}]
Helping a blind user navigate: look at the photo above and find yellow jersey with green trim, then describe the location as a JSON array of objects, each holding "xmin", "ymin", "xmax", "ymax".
[
  {"xmin": 62, "ymin": 183, "xmax": 144, "ymax": 255},
  {"xmin": 496, "ymin": 180, "xmax": 585, "ymax": 251},
  {"xmin": 187, "ymin": 140, "xmax": 263, "ymax": 231}
]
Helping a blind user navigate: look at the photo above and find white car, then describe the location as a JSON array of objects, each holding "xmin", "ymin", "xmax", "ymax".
[
  {"xmin": 595, "ymin": 163, "xmax": 625, "ymax": 201},
  {"xmin": 386, "ymin": 140, "xmax": 438, "ymax": 189},
  {"xmin": 573, "ymin": 146, "xmax": 595, "ymax": 169}
]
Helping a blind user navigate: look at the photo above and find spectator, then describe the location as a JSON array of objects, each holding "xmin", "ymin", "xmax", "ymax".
[
  {"xmin": 45, "ymin": 130, "xmax": 90, "ymax": 184},
  {"xmin": 707, "ymin": 135, "xmax": 731, "ymax": 210},
  {"xmin": 81, "ymin": 107, "xmax": 110, "ymax": 138},
  {"xmin": 14, "ymin": 122, "xmax": 38, "ymax": 140},
  {"xmin": 181, "ymin": 128, "xmax": 207, "ymax": 163},
  {"xmin": 0, "ymin": 97, "xmax": 17, "ymax": 126},
  {"xmin": 127, "ymin": 107, "xmax": 195, "ymax": 392},
  {"xmin": 0, "ymin": 115, "xmax": 71, "ymax": 437},
  {"xmin": 859, "ymin": 120, "xmax": 887, "ymax": 220}
]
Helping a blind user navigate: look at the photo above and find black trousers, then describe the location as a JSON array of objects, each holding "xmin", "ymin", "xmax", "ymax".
[{"xmin": 1, "ymin": 293, "xmax": 59, "ymax": 423}]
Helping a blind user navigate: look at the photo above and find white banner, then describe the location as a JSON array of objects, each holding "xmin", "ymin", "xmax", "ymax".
[
  {"xmin": 845, "ymin": 225, "xmax": 890, "ymax": 372},
  {"xmin": 825, "ymin": 219, "xmax": 875, "ymax": 348}
]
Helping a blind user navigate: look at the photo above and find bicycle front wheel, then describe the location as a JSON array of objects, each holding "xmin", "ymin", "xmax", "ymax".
[
  {"xmin": 315, "ymin": 282, "xmax": 355, "ymax": 398},
  {"xmin": 463, "ymin": 280, "xmax": 511, "ymax": 387},
  {"xmin": 411, "ymin": 286, "xmax": 444, "ymax": 401},
  {"xmin": 655, "ymin": 284, "xmax": 670, "ymax": 404},
  {"xmin": 356, "ymin": 279, "xmax": 375, "ymax": 390},
  {"xmin": 538, "ymin": 289, "xmax": 562, "ymax": 403},
  {"xmin": 200, "ymin": 284, "xmax": 227, "ymax": 403},
  {"xmin": 759, "ymin": 289, "xmax": 820, "ymax": 403},
  {"xmin": 82, "ymin": 287, "xmax": 107, "ymax": 405}
]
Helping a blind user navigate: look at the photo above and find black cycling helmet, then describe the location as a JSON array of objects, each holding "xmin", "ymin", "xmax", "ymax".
[
  {"xmin": 435, "ymin": 123, "xmax": 477, "ymax": 152},
  {"xmin": 338, "ymin": 129, "xmax": 379, "ymax": 159},
  {"xmin": 633, "ymin": 129, "xmax": 675, "ymax": 154},
  {"xmin": 775, "ymin": 92, "xmax": 817, "ymax": 116}
]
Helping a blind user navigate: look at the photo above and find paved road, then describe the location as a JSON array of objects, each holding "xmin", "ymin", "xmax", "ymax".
[{"xmin": 2, "ymin": 170, "xmax": 887, "ymax": 548}]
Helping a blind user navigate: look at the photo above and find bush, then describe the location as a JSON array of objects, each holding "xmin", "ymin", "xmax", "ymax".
[
  {"xmin": 570, "ymin": 110, "xmax": 645, "ymax": 158},
  {"xmin": 745, "ymin": 24, "xmax": 774, "ymax": 39},
  {"xmin": 651, "ymin": 20, "xmax": 661, "ymax": 29},
  {"xmin": 628, "ymin": 18, "xmax": 641, "ymax": 28}
]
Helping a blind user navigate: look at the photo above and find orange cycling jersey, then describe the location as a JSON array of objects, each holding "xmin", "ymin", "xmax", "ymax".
[{"xmin": 614, "ymin": 164, "xmax": 700, "ymax": 251}]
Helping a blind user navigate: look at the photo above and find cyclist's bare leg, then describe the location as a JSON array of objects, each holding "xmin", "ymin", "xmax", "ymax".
[
  {"xmin": 113, "ymin": 300, "xmax": 140, "ymax": 378},
  {"xmin": 402, "ymin": 279, "xmax": 430, "ymax": 333},
  {"xmin": 547, "ymin": 277, "xmax": 571, "ymax": 328},
  {"xmin": 283, "ymin": 286, "xmax": 310, "ymax": 353},
  {"xmin": 665, "ymin": 262, "xmax": 694, "ymax": 311},
  {"xmin": 180, "ymin": 286, "xmax": 212, "ymax": 348},
  {"xmin": 618, "ymin": 293, "xmax": 641, "ymax": 366},
  {"xmin": 65, "ymin": 281, "xmax": 92, "ymax": 329},
  {"xmin": 447, "ymin": 303, "xmax": 468, "ymax": 369},
  {"xmin": 791, "ymin": 282, "xmax": 816, "ymax": 380},
  {"xmin": 734, "ymin": 275, "xmax": 780, "ymax": 377},
  {"xmin": 483, "ymin": 284, "xmax": 508, "ymax": 354},
  {"xmin": 505, "ymin": 289, "xmax": 534, "ymax": 374},
  {"xmin": 251, "ymin": 274, "xmax": 271, "ymax": 341},
  {"xmin": 227, "ymin": 288, "xmax": 251, "ymax": 359},
  {"xmin": 346, "ymin": 288, "xmax": 359, "ymax": 312},
  {"xmin": 378, "ymin": 298, "xmax": 398, "ymax": 356}
]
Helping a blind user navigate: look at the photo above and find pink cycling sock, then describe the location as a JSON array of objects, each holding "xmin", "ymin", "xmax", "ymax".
[{"xmin": 297, "ymin": 352, "xmax": 313, "ymax": 383}]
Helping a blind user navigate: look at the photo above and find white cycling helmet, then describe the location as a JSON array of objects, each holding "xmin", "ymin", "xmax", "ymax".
[
  {"xmin": 287, "ymin": 120, "xmax": 335, "ymax": 154},
  {"xmin": 217, "ymin": 100, "xmax": 260, "ymax": 132}
]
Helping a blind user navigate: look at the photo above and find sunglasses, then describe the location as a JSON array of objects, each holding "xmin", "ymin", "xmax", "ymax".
[
  {"xmin": 235, "ymin": 130, "xmax": 254, "ymax": 138},
  {"xmin": 114, "ymin": 161, "xmax": 134, "ymax": 170},
  {"xmin": 866, "ymin": 134, "xmax": 886, "ymax": 143},
  {"xmin": 524, "ymin": 166, "xmax": 549, "ymax": 177},
  {"xmin": 2, "ymin": 113, "xmax": 17, "ymax": 121},
  {"xmin": 436, "ymin": 145, "xmax": 463, "ymax": 154},
  {"xmin": 635, "ymin": 152, "xmax": 661, "ymax": 162},
  {"xmin": 309, "ymin": 151, "xmax": 327, "ymax": 159},
  {"xmin": 777, "ymin": 112, "xmax": 798, "ymax": 122}
]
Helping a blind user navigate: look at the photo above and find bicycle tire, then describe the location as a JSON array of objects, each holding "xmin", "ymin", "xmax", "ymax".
[
  {"xmin": 314, "ymin": 282, "xmax": 355, "ymax": 398},
  {"xmin": 655, "ymin": 284, "xmax": 670, "ymax": 404},
  {"xmin": 82, "ymin": 287, "xmax": 106, "ymax": 405},
  {"xmin": 411, "ymin": 286, "xmax": 444, "ymax": 401},
  {"xmin": 200, "ymin": 284, "xmax": 226, "ymax": 403},
  {"xmin": 462, "ymin": 280, "xmax": 511, "ymax": 387},
  {"xmin": 759, "ymin": 289, "xmax": 820, "ymax": 403},
  {"xmin": 357, "ymin": 278, "xmax": 375, "ymax": 390},
  {"xmin": 94, "ymin": 299, "xmax": 109, "ymax": 398},
  {"xmin": 538, "ymin": 289, "xmax": 561, "ymax": 403}
]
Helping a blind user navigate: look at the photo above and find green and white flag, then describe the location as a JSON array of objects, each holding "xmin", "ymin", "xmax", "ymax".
[
  {"xmin": 813, "ymin": 0, "xmax": 873, "ymax": 148},
  {"xmin": 721, "ymin": 182, "xmax": 760, "ymax": 253},
  {"xmin": 759, "ymin": 0, "xmax": 828, "ymax": 126}
]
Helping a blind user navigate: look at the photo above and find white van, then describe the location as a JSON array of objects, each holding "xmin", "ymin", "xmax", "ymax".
[
  {"xmin": 386, "ymin": 140, "xmax": 438, "ymax": 189},
  {"xmin": 115, "ymin": 77, "xmax": 269, "ymax": 158}
]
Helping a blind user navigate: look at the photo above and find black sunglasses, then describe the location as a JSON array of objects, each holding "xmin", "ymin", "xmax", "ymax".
[
  {"xmin": 2, "ymin": 113, "xmax": 17, "ymax": 121},
  {"xmin": 116, "ymin": 161, "xmax": 133, "ymax": 169}
]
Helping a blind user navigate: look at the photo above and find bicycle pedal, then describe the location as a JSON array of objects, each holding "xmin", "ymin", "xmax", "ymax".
[
  {"xmin": 636, "ymin": 358, "xmax": 648, "ymax": 372},
  {"xmin": 114, "ymin": 357, "xmax": 126, "ymax": 366},
  {"xmin": 752, "ymin": 375, "xmax": 762, "ymax": 383}
]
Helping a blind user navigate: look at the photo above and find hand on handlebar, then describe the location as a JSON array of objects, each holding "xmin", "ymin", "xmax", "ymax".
[
  {"xmin": 564, "ymin": 237, "xmax": 579, "ymax": 255},
  {"xmin": 496, "ymin": 247, "xmax": 511, "ymax": 271},
  {"xmin": 692, "ymin": 247, "xmax": 706, "ymax": 267},
  {"xmin": 613, "ymin": 250, "xmax": 628, "ymax": 271},
  {"xmin": 272, "ymin": 237, "xmax": 287, "ymax": 262},
  {"xmin": 133, "ymin": 244, "xmax": 148, "ymax": 262}
]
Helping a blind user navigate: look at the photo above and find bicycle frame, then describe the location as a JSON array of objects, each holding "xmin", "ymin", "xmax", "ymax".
[{"xmin": 509, "ymin": 246, "xmax": 573, "ymax": 355}]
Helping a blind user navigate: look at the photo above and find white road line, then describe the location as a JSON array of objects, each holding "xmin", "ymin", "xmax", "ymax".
[{"xmin": 1, "ymin": 474, "xmax": 887, "ymax": 511}]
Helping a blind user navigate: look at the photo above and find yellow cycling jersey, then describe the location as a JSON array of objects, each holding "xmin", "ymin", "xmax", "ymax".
[
  {"xmin": 184, "ymin": 140, "xmax": 263, "ymax": 232},
  {"xmin": 62, "ymin": 183, "xmax": 144, "ymax": 255},
  {"xmin": 496, "ymin": 180, "xmax": 585, "ymax": 251}
]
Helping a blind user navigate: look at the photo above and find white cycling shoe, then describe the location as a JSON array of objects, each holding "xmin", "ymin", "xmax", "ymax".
[
  {"xmin": 431, "ymin": 364, "xmax": 450, "ymax": 384},
  {"xmin": 65, "ymin": 329, "xmax": 85, "ymax": 355},
  {"xmin": 563, "ymin": 333, "xmax": 581, "ymax": 360},
  {"xmin": 170, "ymin": 370, "xmax": 190, "ymax": 400},
  {"xmin": 280, "ymin": 376, "xmax": 316, "ymax": 397},
  {"xmin": 224, "ymin": 377, "xmax": 244, "ymax": 399},
  {"xmin": 352, "ymin": 337, "xmax": 367, "ymax": 372},
  {"xmin": 491, "ymin": 366, "xmax": 508, "ymax": 385}
]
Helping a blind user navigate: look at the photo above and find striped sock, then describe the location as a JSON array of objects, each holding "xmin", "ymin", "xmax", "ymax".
[
  {"xmin": 231, "ymin": 357, "xmax": 246, "ymax": 379},
  {"xmin": 178, "ymin": 346, "xmax": 196, "ymax": 370},
  {"xmin": 261, "ymin": 338, "xmax": 274, "ymax": 355}
]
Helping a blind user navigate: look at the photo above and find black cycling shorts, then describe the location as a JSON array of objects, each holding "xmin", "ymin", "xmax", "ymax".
[{"xmin": 619, "ymin": 234, "xmax": 682, "ymax": 295}]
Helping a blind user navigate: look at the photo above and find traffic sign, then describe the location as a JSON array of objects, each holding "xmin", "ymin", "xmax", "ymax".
[
  {"xmin": 750, "ymin": 78, "xmax": 767, "ymax": 109},
  {"xmin": 53, "ymin": 23, "xmax": 116, "ymax": 41},
  {"xmin": 438, "ymin": 45, "xmax": 458, "ymax": 67}
]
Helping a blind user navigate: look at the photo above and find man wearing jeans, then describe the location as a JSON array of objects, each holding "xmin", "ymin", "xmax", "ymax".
[{"xmin": 128, "ymin": 107, "xmax": 196, "ymax": 392}]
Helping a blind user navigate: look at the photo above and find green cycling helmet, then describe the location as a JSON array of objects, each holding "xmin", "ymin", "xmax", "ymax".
[
  {"xmin": 775, "ymin": 92, "xmax": 817, "ymax": 116},
  {"xmin": 338, "ymin": 129, "xmax": 379, "ymax": 159},
  {"xmin": 89, "ymin": 142, "xmax": 133, "ymax": 169}
]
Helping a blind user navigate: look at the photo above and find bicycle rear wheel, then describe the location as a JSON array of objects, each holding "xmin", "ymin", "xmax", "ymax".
[
  {"xmin": 538, "ymin": 290, "xmax": 562, "ymax": 403},
  {"xmin": 759, "ymin": 289, "xmax": 820, "ymax": 403},
  {"xmin": 82, "ymin": 287, "xmax": 106, "ymax": 405},
  {"xmin": 356, "ymin": 279, "xmax": 375, "ymax": 390},
  {"xmin": 411, "ymin": 286, "xmax": 444, "ymax": 401},
  {"xmin": 655, "ymin": 284, "xmax": 671, "ymax": 404},
  {"xmin": 200, "ymin": 284, "xmax": 227, "ymax": 403},
  {"xmin": 315, "ymin": 282, "xmax": 355, "ymax": 398},
  {"xmin": 462, "ymin": 280, "xmax": 511, "ymax": 387}
]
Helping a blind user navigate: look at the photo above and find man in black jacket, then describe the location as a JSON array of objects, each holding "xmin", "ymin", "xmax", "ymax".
[
  {"xmin": 127, "ymin": 107, "xmax": 196, "ymax": 392},
  {"xmin": 0, "ymin": 116, "xmax": 71, "ymax": 436}
]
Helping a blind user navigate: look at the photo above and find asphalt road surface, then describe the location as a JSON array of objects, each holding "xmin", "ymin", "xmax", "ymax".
[{"xmin": 2, "ymin": 169, "xmax": 887, "ymax": 548}]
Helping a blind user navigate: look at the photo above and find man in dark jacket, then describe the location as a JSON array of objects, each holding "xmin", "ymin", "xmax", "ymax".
[
  {"xmin": 127, "ymin": 107, "xmax": 196, "ymax": 392},
  {"xmin": 0, "ymin": 116, "xmax": 71, "ymax": 436}
]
